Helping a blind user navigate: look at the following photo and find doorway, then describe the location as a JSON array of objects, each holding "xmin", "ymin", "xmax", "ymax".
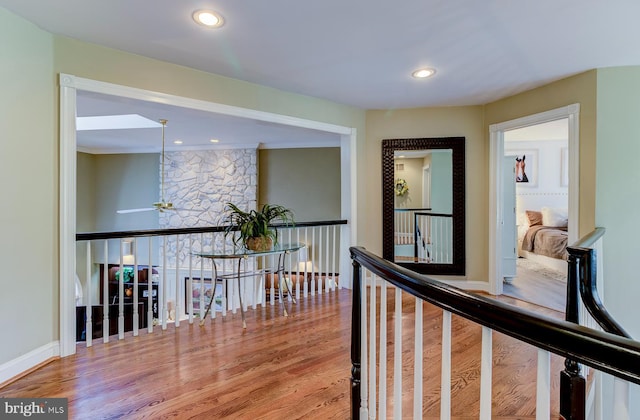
[
  {"xmin": 501, "ymin": 119, "xmax": 569, "ymax": 311},
  {"xmin": 488, "ymin": 104, "xmax": 580, "ymax": 301}
]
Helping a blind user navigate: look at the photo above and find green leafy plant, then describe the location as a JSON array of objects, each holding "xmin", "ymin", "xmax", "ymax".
[
  {"xmin": 224, "ymin": 203, "xmax": 295, "ymax": 250},
  {"xmin": 115, "ymin": 266, "xmax": 135, "ymax": 283}
]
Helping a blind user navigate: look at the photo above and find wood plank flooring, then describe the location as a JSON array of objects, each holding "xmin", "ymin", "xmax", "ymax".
[
  {"xmin": 503, "ymin": 258, "xmax": 567, "ymax": 312},
  {"xmin": 0, "ymin": 289, "xmax": 564, "ymax": 419}
]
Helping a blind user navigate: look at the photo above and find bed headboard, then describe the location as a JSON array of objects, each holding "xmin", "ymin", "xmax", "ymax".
[{"xmin": 516, "ymin": 192, "xmax": 568, "ymax": 215}]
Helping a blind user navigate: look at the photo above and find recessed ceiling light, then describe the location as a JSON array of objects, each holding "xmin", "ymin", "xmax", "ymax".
[
  {"xmin": 193, "ymin": 10, "xmax": 224, "ymax": 28},
  {"xmin": 210, "ymin": 139, "xmax": 219, "ymax": 143},
  {"xmin": 173, "ymin": 140, "xmax": 183, "ymax": 145},
  {"xmin": 412, "ymin": 68, "xmax": 436, "ymax": 79}
]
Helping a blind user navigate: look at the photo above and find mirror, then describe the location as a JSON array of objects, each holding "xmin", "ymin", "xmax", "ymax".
[{"xmin": 382, "ymin": 137, "xmax": 465, "ymax": 275}]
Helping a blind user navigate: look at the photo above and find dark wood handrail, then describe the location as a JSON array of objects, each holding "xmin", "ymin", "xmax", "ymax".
[
  {"xmin": 349, "ymin": 245, "xmax": 640, "ymax": 385},
  {"xmin": 76, "ymin": 219, "xmax": 348, "ymax": 241},
  {"xmin": 566, "ymin": 227, "xmax": 630, "ymax": 338}
]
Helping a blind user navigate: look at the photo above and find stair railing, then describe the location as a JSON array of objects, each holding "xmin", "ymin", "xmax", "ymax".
[{"xmin": 350, "ymin": 245, "xmax": 640, "ymax": 419}]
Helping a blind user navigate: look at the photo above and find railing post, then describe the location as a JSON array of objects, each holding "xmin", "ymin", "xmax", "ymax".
[
  {"xmin": 351, "ymin": 258, "xmax": 362, "ymax": 420},
  {"xmin": 560, "ymin": 250, "xmax": 586, "ymax": 420}
]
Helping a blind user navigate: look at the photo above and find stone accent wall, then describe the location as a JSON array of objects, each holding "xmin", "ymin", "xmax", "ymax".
[{"xmin": 159, "ymin": 148, "xmax": 257, "ymax": 268}]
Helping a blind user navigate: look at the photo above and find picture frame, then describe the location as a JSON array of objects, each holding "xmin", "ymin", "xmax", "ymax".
[
  {"xmin": 561, "ymin": 147, "xmax": 569, "ymax": 187},
  {"xmin": 185, "ymin": 277, "xmax": 223, "ymax": 315},
  {"xmin": 508, "ymin": 149, "xmax": 538, "ymax": 187}
]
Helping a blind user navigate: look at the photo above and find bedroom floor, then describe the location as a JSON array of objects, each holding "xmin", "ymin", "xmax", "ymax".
[{"xmin": 502, "ymin": 257, "xmax": 567, "ymax": 312}]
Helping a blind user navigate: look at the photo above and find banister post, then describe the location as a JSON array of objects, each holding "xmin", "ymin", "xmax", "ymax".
[
  {"xmin": 560, "ymin": 250, "xmax": 586, "ymax": 420},
  {"xmin": 351, "ymin": 258, "xmax": 362, "ymax": 420}
]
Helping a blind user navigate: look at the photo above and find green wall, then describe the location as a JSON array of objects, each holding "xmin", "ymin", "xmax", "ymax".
[
  {"xmin": 0, "ymin": 8, "xmax": 56, "ymax": 366},
  {"xmin": 595, "ymin": 66, "xmax": 640, "ymax": 337},
  {"xmin": 259, "ymin": 148, "xmax": 341, "ymax": 222}
]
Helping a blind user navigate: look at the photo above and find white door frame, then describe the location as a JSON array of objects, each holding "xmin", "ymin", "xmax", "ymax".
[
  {"xmin": 488, "ymin": 104, "xmax": 580, "ymax": 295},
  {"xmin": 59, "ymin": 73, "xmax": 357, "ymax": 356}
]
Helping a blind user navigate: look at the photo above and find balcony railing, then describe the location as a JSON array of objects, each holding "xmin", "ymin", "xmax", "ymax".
[
  {"xmin": 75, "ymin": 220, "xmax": 347, "ymax": 346},
  {"xmin": 394, "ymin": 209, "xmax": 452, "ymax": 263},
  {"xmin": 350, "ymin": 243, "xmax": 640, "ymax": 419}
]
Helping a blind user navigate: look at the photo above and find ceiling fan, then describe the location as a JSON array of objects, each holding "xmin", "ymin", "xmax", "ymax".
[{"xmin": 117, "ymin": 119, "xmax": 176, "ymax": 214}]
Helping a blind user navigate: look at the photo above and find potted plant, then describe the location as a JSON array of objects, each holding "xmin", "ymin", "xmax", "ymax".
[{"xmin": 224, "ymin": 203, "xmax": 295, "ymax": 251}]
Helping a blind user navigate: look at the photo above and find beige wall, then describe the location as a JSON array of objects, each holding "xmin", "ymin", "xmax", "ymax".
[
  {"xmin": 484, "ymin": 70, "xmax": 598, "ymax": 237},
  {"xmin": 259, "ymin": 148, "xmax": 341, "ymax": 222},
  {"xmin": 0, "ymin": 8, "xmax": 56, "ymax": 365},
  {"xmin": 365, "ymin": 106, "xmax": 486, "ymax": 281}
]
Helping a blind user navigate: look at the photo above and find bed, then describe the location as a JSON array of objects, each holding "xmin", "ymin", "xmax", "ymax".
[{"xmin": 517, "ymin": 207, "xmax": 568, "ymax": 273}]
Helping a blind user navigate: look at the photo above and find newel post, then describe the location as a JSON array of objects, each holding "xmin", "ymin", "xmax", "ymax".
[
  {"xmin": 559, "ymin": 249, "xmax": 586, "ymax": 420},
  {"xmin": 350, "ymin": 258, "xmax": 362, "ymax": 420}
]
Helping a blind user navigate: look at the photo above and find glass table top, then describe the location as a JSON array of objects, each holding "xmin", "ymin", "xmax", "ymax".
[{"xmin": 193, "ymin": 242, "xmax": 305, "ymax": 259}]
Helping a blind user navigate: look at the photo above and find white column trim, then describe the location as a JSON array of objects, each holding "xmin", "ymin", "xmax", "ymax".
[{"xmin": 59, "ymin": 75, "xmax": 77, "ymax": 357}]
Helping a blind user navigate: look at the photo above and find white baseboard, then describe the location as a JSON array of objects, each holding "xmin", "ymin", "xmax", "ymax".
[{"xmin": 0, "ymin": 342, "xmax": 59, "ymax": 385}]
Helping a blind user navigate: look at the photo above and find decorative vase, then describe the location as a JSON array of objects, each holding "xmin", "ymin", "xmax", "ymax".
[{"xmin": 246, "ymin": 236, "xmax": 273, "ymax": 251}]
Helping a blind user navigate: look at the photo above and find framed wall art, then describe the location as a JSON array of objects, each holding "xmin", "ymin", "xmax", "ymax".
[
  {"xmin": 185, "ymin": 277, "xmax": 223, "ymax": 315},
  {"xmin": 510, "ymin": 149, "xmax": 538, "ymax": 187}
]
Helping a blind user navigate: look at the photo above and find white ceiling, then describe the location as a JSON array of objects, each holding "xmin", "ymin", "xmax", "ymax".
[{"xmin": 2, "ymin": 0, "xmax": 638, "ymax": 152}]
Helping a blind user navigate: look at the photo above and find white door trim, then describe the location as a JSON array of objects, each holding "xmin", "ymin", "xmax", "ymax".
[
  {"xmin": 59, "ymin": 73, "xmax": 357, "ymax": 356},
  {"xmin": 488, "ymin": 104, "xmax": 580, "ymax": 295}
]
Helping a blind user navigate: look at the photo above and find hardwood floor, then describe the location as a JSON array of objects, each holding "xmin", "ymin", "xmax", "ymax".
[
  {"xmin": 503, "ymin": 258, "xmax": 567, "ymax": 312},
  {"xmin": 0, "ymin": 289, "xmax": 564, "ymax": 419}
]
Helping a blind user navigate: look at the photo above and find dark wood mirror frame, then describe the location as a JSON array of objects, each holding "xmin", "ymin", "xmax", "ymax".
[{"xmin": 382, "ymin": 137, "xmax": 466, "ymax": 275}]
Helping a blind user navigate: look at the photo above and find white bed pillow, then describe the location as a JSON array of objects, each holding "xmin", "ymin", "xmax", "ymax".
[{"xmin": 541, "ymin": 207, "xmax": 568, "ymax": 227}]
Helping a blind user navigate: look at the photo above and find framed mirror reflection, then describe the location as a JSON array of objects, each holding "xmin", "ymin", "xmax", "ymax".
[{"xmin": 382, "ymin": 137, "xmax": 466, "ymax": 275}]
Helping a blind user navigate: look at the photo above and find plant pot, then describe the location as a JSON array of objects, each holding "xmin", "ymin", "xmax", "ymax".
[{"xmin": 246, "ymin": 236, "xmax": 273, "ymax": 252}]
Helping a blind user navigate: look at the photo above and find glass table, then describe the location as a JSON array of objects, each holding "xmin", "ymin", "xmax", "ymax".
[{"xmin": 193, "ymin": 243, "xmax": 305, "ymax": 328}]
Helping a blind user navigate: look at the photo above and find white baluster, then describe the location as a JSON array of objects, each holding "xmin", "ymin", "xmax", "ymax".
[
  {"xmin": 211, "ymin": 261, "xmax": 218, "ymax": 319},
  {"xmin": 118, "ymin": 239, "xmax": 125, "ymax": 340},
  {"xmin": 332, "ymin": 225, "xmax": 337, "ymax": 290},
  {"xmin": 479, "ymin": 327, "xmax": 493, "ymax": 420},
  {"xmin": 147, "ymin": 238, "xmax": 154, "ymax": 333},
  {"xmin": 612, "ymin": 377, "xmax": 630, "ymax": 420},
  {"xmin": 325, "ymin": 225, "xmax": 330, "ymax": 292},
  {"xmin": 296, "ymin": 228, "xmax": 301, "ymax": 300},
  {"xmin": 161, "ymin": 236, "xmax": 167, "ymax": 330},
  {"xmin": 536, "ymin": 349, "xmax": 551, "ymax": 420},
  {"xmin": 379, "ymin": 280, "xmax": 387, "ymax": 419},
  {"xmin": 393, "ymin": 286, "xmax": 402, "ymax": 419},
  {"xmin": 132, "ymin": 238, "xmax": 139, "ymax": 336},
  {"xmin": 188, "ymin": 234, "xmax": 193, "ymax": 324},
  {"xmin": 441, "ymin": 310, "xmax": 452, "ymax": 420},
  {"xmin": 303, "ymin": 227, "xmax": 309, "ymax": 299},
  {"xmin": 369, "ymin": 274, "xmax": 377, "ymax": 420},
  {"xmin": 174, "ymin": 234, "xmax": 180, "ymax": 328},
  {"xmin": 103, "ymin": 240, "xmax": 109, "ymax": 343},
  {"xmin": 360, "ymin": 269, "xmax": 369, "ymax": 419},
  {"xmin": 85, "ymin": 241, "xmax": 92, "ymax": 347},
  {"xmin": 311, "ymin": 227, "xmax": 316, "ymax": 296},
  {"xmin": 413, "ymin": 297, "xmax": 423, "ymax": 419}
]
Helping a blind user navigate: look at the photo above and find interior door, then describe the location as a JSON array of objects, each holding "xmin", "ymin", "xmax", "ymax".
[{"xmin": 502, "ymin": 155, "xmax": 517, "ymax": 281}]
